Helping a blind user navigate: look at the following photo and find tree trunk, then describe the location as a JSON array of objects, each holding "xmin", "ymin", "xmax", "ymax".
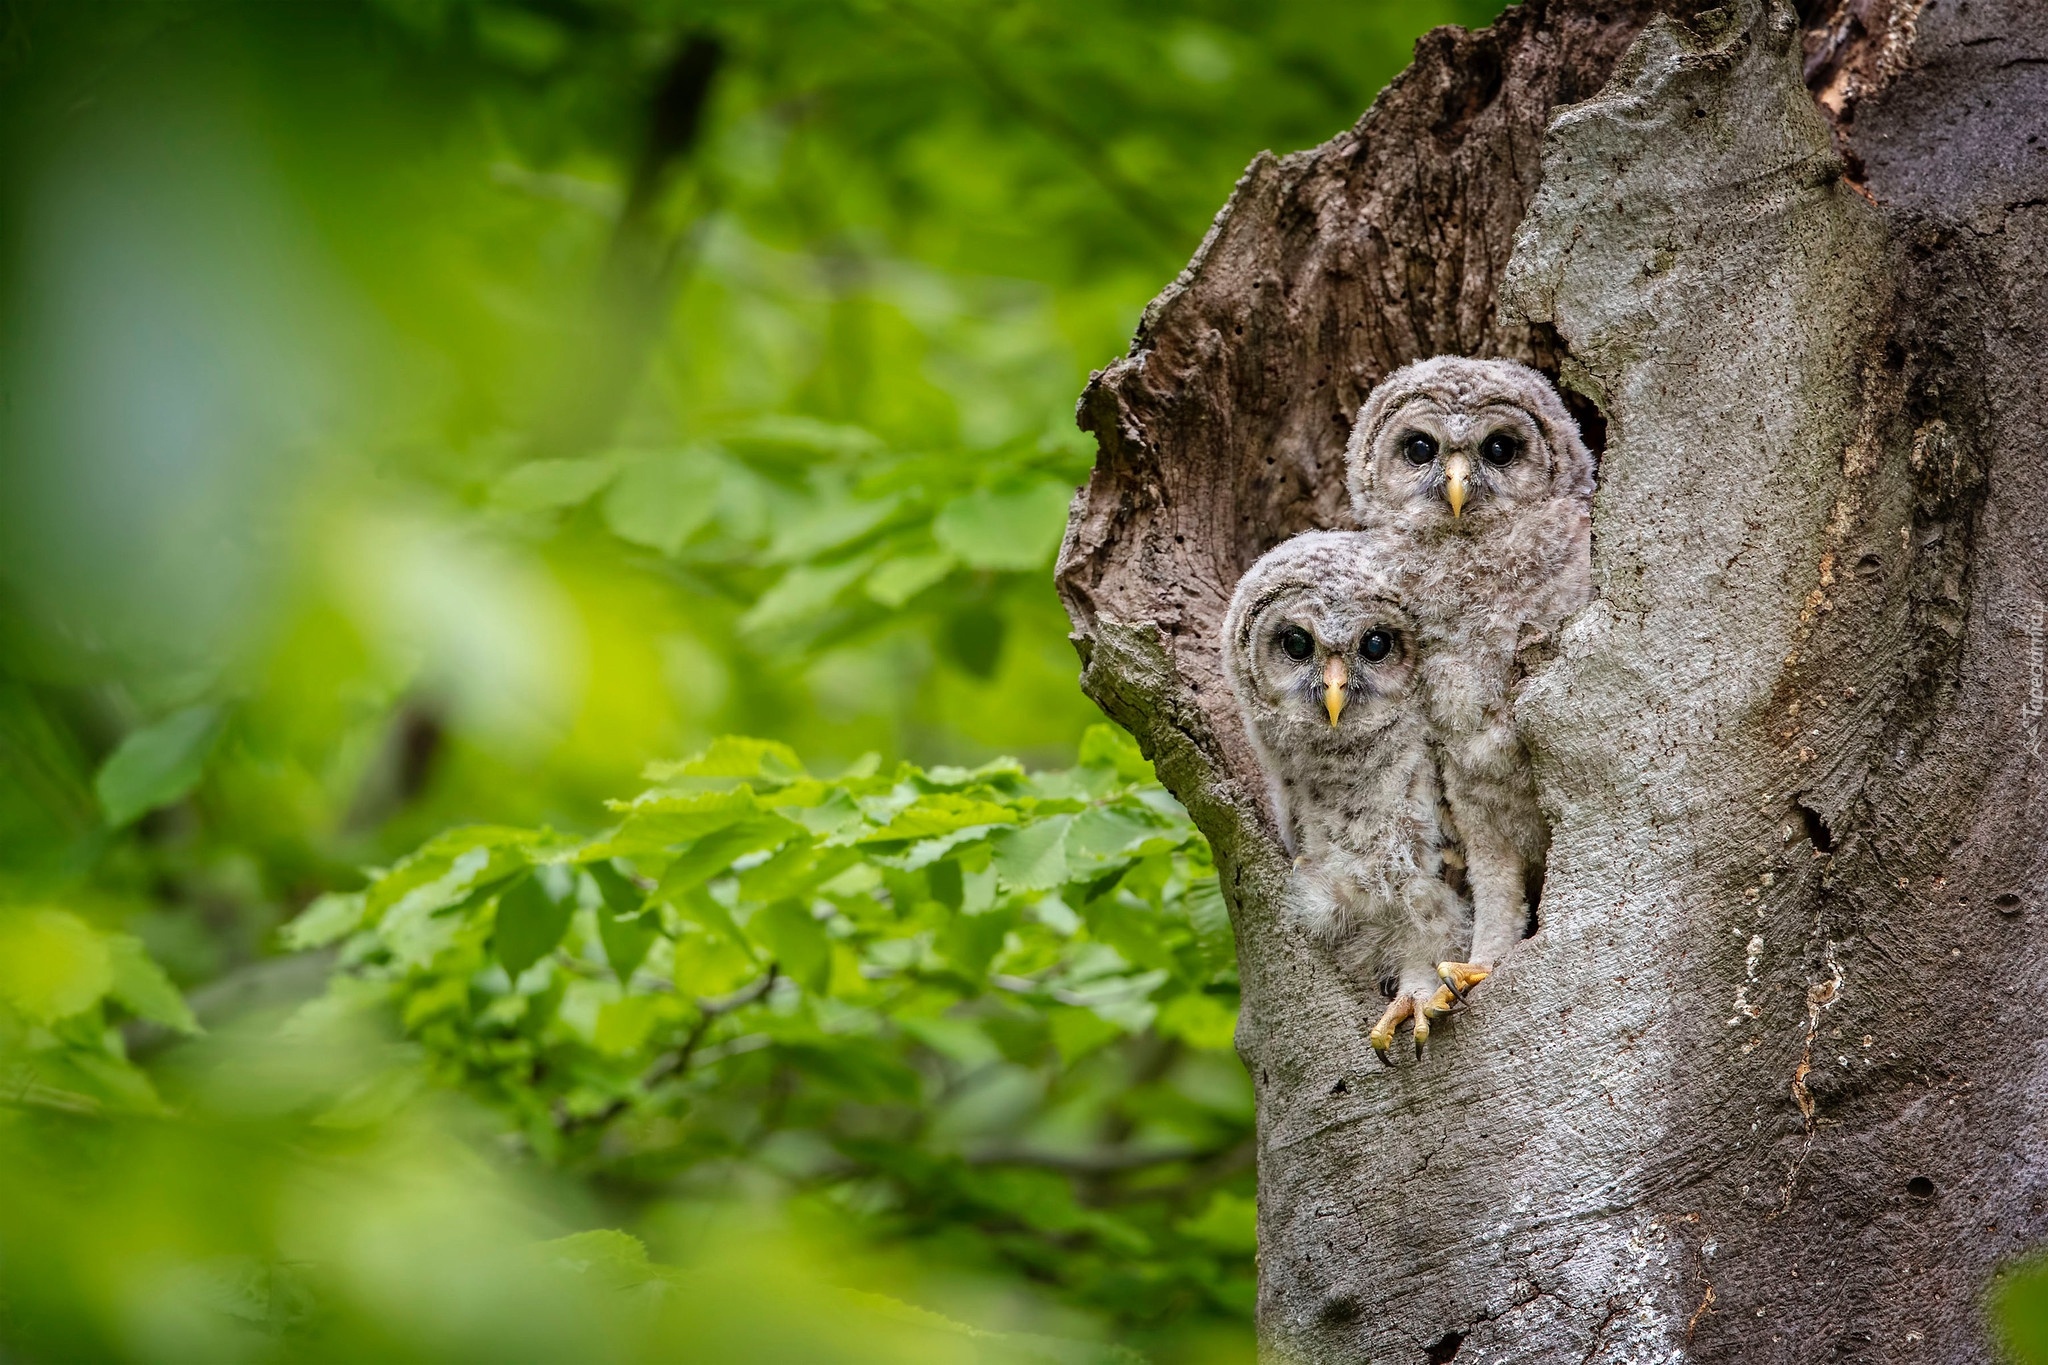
[{"xmin": 1055, "ymin": 0, "xmax": 2048, "ymax": 1359}]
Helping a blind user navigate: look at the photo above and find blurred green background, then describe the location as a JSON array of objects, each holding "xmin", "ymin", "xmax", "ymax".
[{"xmin": 0, "ymin": 1, "xmax": 1538, "ymax": 1360}]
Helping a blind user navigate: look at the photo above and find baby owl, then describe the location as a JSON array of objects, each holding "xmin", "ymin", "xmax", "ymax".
[
  {"xmin": 1343, "ymin": 355, "xmax": 1595, "ymax": 1006},
  {"xmin": 1223, "ymin": 531, "xmax": 1471, "ymax": 1062}
]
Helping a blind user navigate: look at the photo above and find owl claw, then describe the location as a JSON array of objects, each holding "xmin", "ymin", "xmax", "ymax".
[
  {"xmin": 1369, "ymin": 993, "xmax": 1415, "ymax": 1066},
  {"xmin": 1436, "ymin": 961, "xmax": 1492, "ymax": 1005}
]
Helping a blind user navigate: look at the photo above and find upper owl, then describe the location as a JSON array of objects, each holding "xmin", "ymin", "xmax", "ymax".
[{"xmin": 1343, "ymin": 355, "xmax": 1594, "ymax": 543}]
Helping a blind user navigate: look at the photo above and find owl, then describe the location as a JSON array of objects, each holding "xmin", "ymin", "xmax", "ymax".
[
  {"xmin": 1342, "ymin": 356, "xmax": 1596, "ymax": 999},
  {"xmin": 1224, "ymin": 530, "xmax": 1470, "ymax": 1062}
]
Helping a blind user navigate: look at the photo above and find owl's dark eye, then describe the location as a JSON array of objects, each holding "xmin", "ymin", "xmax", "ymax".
[
  {"xmin": 1480, "ymin": 432, "xmax": 1520, "ymax": 467},
  {"xmin": 1402, "ymin": 432, "xmax": 1438, "ymax": 466},
  {"xmin": 1360, "ymin": 629, "xmax": 1394, "ymax": 663},
  {"xmin": 1278, "ymin": 625, "xmax": 1315, "ymax": 662}
]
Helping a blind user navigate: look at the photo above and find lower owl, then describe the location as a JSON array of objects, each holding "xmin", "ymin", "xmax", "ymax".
[{"xmin": 1223, "ymin": 531, "xmax": 1472, "ymax": 1062}]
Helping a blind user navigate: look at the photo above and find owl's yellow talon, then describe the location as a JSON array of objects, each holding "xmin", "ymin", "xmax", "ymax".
[
  {"xmin": 1436, "ymin": 960, "xmax": 1491, "ymax": 1004},
  {"xmin": 1368, "ymin": 993, "xmax": 1414, "ymax": 1066}
]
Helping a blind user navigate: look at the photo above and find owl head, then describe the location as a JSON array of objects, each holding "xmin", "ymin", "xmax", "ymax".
[
  {"xmin": 1224, "ymin": 531, "xmax": 1418, "ymax": 742},
  {"xmin": 1343, "ymin": 356, "xmax": 1593, "ymax": 534}
]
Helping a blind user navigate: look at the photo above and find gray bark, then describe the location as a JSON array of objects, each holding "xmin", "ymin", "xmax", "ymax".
[{"xmin": 1056, "ymin": 0, "xmax": 2048, "ymax": 1359}]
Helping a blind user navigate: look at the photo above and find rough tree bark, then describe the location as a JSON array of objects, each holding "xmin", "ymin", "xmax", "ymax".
[{"xmin": 1055, "ymin": 0, "xmax": 2047, "ymax": 1359}]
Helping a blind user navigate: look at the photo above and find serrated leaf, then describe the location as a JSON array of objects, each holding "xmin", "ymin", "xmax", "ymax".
[
  {"xmin": 95, "ymin": 705, "xmax": 224, "ymax": 827},
  {"xmin": 861, "ymin": 794, "xmax": 1017, "ymax": 843},
  {"xmin": 105, "ymin": 935, "xmax": 199, "ymax": 1033},
  {"xmin": 597, "ymin": 789, "xmax": 788, "ymax": 856},
  {"xmin": 494, "ymin": 876, "xmax": 572, "ymax": 979},
  {"xmin": 992, "ymin": 814, "xmax": 1073, "ymax": 891}
]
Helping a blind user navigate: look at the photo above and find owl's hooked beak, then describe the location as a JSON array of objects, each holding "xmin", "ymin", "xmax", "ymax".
[
  {"xmin": 1322, "ymin": 654, "xmax": 1348, "ymax": 726},
  {"xmin": 1444, "ymin": 453, "xmax": 1471, "ymax": 518}
]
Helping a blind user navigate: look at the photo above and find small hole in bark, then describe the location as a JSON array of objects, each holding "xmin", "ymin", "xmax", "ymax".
[
  {"xmin": 1906, "ymin": 1176, "xmax": 1936, "ymax": 1199},
  {"xmin": 1997, "ymin": 893, "xmax": 2023, "ymax": 915},
  {"xmin": 1331, "ymin": 1077, "xmax": 1348, "ymax": 1095},
  {"xmin": 1425, "ymin": 1330, "xmax": 1466, "ymax": 1362},
  {"xmin": 1854, "ymin": 553, "xmax": 1883, "ymax": 579},
  {"xmin": 1884, "ymin": 339, "xmax": 1907, "ymax": 371},
  {"xmin": 1318, "ymin": 1294, "xmax": 1362, "ymax": 1326},
  {"xmin": 1795, "ymin": 798, "xmax": 1834, "ymax": 853},
  {"xmin": 1523, "ymin": 866, "xmax": 1544, "ymax": 939}
]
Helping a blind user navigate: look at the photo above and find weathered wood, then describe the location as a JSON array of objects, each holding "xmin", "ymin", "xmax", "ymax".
[{"xmin": 1057, "ymin": 0, "xmax": 2048, "ymax": 1358}]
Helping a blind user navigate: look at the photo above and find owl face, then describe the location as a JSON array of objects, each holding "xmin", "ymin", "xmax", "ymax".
[
  {"xmin": 1225, "ymin": 533, "xmax": 1416, "ymax": 738},
  {"xmin": 1344, "ymin": 356, "xmax": 1593, "ymax": 533}
]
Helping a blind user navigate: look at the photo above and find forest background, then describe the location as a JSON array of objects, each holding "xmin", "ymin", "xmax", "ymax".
[
  {"xmin": 17, "ymin": 3, "xmax": 2048, "ymax": 1361},
  {"xmin": 0, "ymin": 2, "xmax": 1498, "ymax": 1361}
]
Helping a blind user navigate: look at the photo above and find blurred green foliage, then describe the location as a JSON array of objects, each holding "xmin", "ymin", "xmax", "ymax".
[{"xmin": 0, "ymin": 0, "xmax": 1500, "ymax": 1358}]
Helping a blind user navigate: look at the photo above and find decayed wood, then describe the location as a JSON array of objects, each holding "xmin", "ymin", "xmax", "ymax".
[{"xmin": 1057, "ymin": 0, "xmax": 2048, "ymax": 1359}]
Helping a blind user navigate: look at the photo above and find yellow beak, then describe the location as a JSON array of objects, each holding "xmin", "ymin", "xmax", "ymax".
[
  {"xmin": 1445, "ymin": 453, "xmax": 1470, "ymax": 518},
  {"xmin": 1323, "ymin": 654, "xmax": 1348, "ymax": 727}
]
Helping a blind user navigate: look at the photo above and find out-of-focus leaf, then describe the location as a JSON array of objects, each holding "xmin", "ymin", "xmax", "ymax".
[
  {"xmin": 280, "ymin": 891, "xmax": 367, "ymax": 950},
  {"xmin": 750, "ymin": 897, "xmax": 829, "ymax": 992},
  {"xmin": 94, "ymin": 704, "xmax": 224, "ymax": 827},
  {"xmin": 490, "ymin": 455, "xmax": 619, "ymax": 511},
  {"xmin": 1185, "ymin": 876, "xmax": 1233, "ymax": 970},
  {"xmin": 1178, "ymin": 1191, "xmax": 1259, "ymax": 1253},
  {"xmin": 589, "ymin": 862, "xmax": 656, "ymax": 981},
  {"xmin": 494, "ymin": 876, "xmax": 571, "ymax": 979},
  {"xmin": 865, "ymin": 552, "xmax": 956, "ymax": 607},
  {"xmin": 1156, "ymin": 991, "xmax": 1237, "ymax": 1051},
  {"xmin": 765, "ymin": 494, "xmax": 900, "ymax": 563},
  {"xmin": 106, "ymin": 934, "xmax": 200, "ymax": 1033},
  {"xmin": 932, "ymin": 481, "xmax": 1075, "ymax": 570},
  {"xmin": 645, "ymin": 736, "xmax": 804, "ymax": 782},
  {"xmin": 738, "ymin": 557, "xmax": 874, "ymax": 636},
  {"xmin": 602, "ymin": 449, "xmax": 722, "ymax": 553},
  {"xmin": 0, "ymin": 909, "xmax": 112, "ymax": 1022}
]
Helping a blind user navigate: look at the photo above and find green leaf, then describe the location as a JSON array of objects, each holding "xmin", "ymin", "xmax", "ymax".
[
  {"xmin": 935, "ymin": 904, "xmax": 1014, "ymax": 980},
  {"xmin": 738, "ymin": 557, "xmax": 873, "ymax": 636},
  {"xmin": 280, "ymin": 891, "xmax": 367, "ymax": 950},
  {"xmin": 861, "ymin": 794, "xmax": 1017, "ymax": 844},
  {"xmin": 94, "ymin": 705, "xmax": 225, "ymax": 827},
  {"xmin": 1047, "ymin": 1005, "xmax": 1125, "ymax": 1065},
  {"xmin": 1077, "ymin": 723, "xmax": 1153, "ymax": 783},
  {"xmin": 931, "ymin": 480, "xmax": 1074, "ymax": 571},
  {"xmin": 588, "ymin": 863, "xmax": 656, "ymax": 981},
  {"xmin": 765, "ymin": 494, "xmax": 900, "ymax": 563},
  {"xmin": 1178, "ymin": 1191, "xmax": 1258, "ymax": 1254},
  {"xmin": 1155, "ymin": 991, "xmax": 1237, "ymax": 1051},
  {"xmin": 645, "ymin": 736, "xmax": 804, "ymax": 782},
  {"xmin": 601, "ymin": 449, "xmax": 722, "ymax": 553},
  {"xmin": 991, "ymin": 815, "xmax": 1074, "ymax": 891},
  {"xmin": 490, "ymin": 455, "xmax": 619, "ymax": 512},
  {"xmin": 494, "ymin": 876, "xmax": 572, "ymax": 979},
  {"xmin": 598, "ymin": 789, "xmax": 795, "ymax": 857},
  {"xmin": 658, "ymin": 820, "xmax": 804, "ymax": 899},
  {"xmin": 865, "ymin": 552, "xmax": 956, "ymax": 607},
  {"xmin": 749, "ymin": 898, "xmax": 830, "ymax": 992},
  {"xmin": 106, "ymin": 935, "xmax": 200, "ymax": 1033},
  {"xmin": 1184, "ymin": 876, "xmax": 1233, "ymax": 971},
  {"xmin": 0, "ymin": 909, "xmax": 113, "ymax": 1022}
]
